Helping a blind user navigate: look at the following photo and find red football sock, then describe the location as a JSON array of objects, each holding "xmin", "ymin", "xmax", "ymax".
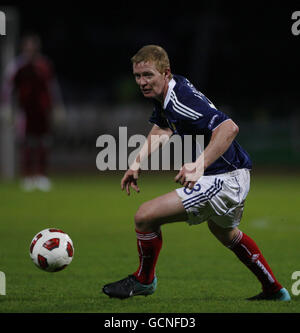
[
  {"xmin": 229, "ymin": 231, "xmax": 282, "ymax": 295},
  {"xmin": 133, "ymin": 229, "xmax": 162, "ymax": 284}
]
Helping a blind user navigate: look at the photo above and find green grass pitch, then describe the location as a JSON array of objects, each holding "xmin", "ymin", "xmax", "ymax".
[{"xmin": 0, "ymin": 171, "xmax": 299, "ymax": 313}]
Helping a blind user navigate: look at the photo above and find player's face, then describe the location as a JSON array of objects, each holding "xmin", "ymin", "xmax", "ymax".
[{"xmin": 133, "ymin": 61, "xmax": 169, "ymax": 102}]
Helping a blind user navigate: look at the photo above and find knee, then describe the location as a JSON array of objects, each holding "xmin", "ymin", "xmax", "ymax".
[{"xmin": 134, "ymin": 204, "xmax": 155, "ymax": 232}]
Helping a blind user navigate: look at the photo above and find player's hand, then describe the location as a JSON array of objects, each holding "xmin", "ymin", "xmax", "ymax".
[
  {"xmin": 174, "ymin": 162, "xmax": 202, "ymax": 189},
  {"xmin": 121, "ymin": 169, "xmax": 141, "ymax": 196}
]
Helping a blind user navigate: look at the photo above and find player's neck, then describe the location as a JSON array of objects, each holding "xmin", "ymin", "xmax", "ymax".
[{"xmin": 155, "ymin": 78, "xmax": 170, "ymax": 105}]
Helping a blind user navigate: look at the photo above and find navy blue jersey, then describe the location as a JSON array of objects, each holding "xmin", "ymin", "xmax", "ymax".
[{"xmin": 149, "ymin": 74, "xmax": 252, "ymax": 176}]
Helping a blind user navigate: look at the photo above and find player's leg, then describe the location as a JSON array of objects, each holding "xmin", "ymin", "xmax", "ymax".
[
  {"xmin": 20, "ymin": 134, "xmax": 37, "ymax": 191},
  {"xmin": 35, "ymin": 135, "xmax": 52, "ymax": 191},
  {"xmin": 206, "ymin": 219, "xmax": 239, "ymax": 246},
  {"xmin": 102, "ymin": 190, "xmax": 187, "ymax": 298},
  {"xmin": 21, "ymin": 111, "xmax": 36, "ymax": 186},
  {"xmin": 34, "ymin": 113, "xmax": 52, "ymax": 191},
  {"xmin": 133, "ymin": 191, "xmax": 187, "ymax": 284},
  {"xmin": 134, "ymin": 190, "xmax": 188, "ymax": 232},
  {"xmin": 207, "ymin": 219, "xmax": 291, "ymax": 301}
]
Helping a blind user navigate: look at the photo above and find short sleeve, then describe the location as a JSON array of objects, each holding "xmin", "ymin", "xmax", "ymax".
[
  {"xmin": 173, "ymin": 89, "xmax": 230, "ymax": 132},
  {"xmin": 196, "ymin": 109, "xmax": 230, "ymax": 131}
]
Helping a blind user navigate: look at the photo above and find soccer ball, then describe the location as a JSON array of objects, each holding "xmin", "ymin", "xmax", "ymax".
[{"xmin": 29, "ymin": 228, "xmax": 74, "ymax": 272}]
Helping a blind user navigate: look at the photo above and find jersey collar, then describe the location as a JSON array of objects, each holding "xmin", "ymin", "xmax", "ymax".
[{"xmin": 163, "ymin": 78, "xmax": 176, "ymax": 109}]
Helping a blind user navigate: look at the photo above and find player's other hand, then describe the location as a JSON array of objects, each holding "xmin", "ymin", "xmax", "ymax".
[
  {"xmin": 174, "ymin": 162, "xmax": 203, "ymax": 189},
  {"xmin": 121, "ymin": 169, "xmax": 141, "ymax": 196}
]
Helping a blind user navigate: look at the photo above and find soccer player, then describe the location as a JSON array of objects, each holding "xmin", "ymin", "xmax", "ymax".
[
  {"xmin": 102, "ymin": 45, "xmax": 290, "ymax": 301},
  {"xmin": 1, "ymin": 34, "xmax": 64, "ymax": 191}
]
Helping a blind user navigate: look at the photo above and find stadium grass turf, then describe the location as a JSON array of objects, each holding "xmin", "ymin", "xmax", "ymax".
[{"xmin": 0, "ymin": 172, "xmax": 299, "ymax": 313}]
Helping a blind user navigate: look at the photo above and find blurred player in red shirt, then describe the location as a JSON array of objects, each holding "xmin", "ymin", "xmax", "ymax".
[{"xmin": 2, "ymin": 34, "xmax": 64, "ymax": 191}]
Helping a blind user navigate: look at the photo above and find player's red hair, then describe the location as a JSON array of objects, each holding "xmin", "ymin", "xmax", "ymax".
[{"xmin": 131, "ymin": 45, "xmax": 172, "ymax": 77}]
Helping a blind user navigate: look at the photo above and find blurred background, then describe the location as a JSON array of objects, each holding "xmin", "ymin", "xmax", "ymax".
[{"xmin": 0, "ymin": 2, "xmax": 299, "ymax": 181}]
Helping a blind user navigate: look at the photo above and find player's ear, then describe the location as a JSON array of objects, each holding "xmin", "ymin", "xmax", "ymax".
[{"xmin": 164, "ymin": 68, "xmax": 171, "ymax": 79}]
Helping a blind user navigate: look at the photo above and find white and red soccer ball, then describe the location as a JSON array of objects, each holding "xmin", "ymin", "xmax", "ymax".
[{"xmin": 30, "ymin": 228, "xmax": 74, "ymax": 272}]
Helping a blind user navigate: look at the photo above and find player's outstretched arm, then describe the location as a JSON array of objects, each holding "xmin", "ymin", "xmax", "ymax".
[{"xmin": 121, "ymin": 124, "xmax": 172, "ymax": 196}]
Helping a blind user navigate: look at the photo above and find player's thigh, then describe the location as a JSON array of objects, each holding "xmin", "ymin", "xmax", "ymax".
[{"xmin": 135, "ymin": 190, "xmax": 188, "ymax": 230}]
